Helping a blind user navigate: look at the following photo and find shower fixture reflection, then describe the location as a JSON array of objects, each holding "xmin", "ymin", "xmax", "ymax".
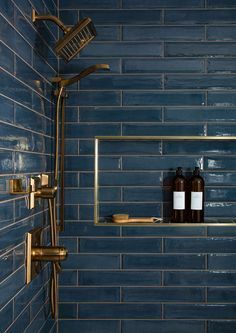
[
  {"xmin": 48, "ymin": 63, "xmax": 110, "ymax": 318},
  {"xmin": 32, "ymin": 9, "xmax": 96, "ymax": 62}
]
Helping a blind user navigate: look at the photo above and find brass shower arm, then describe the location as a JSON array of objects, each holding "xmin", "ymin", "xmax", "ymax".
[
  {"xmin": 51, "ymin": 64, "xmax": 110, "ymax": 89},
  {"xmin": 32, "ymin": 9, "xmax": 70, "ymax": 34}
]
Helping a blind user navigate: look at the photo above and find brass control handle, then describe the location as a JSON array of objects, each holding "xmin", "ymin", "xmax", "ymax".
[
  {"xmin": 34, "ymin": 187, "xmax": 57, "ymax": 199},
  {"xmin": 31, "ymin": 246, "xmax": 68, "ymax": 262}
]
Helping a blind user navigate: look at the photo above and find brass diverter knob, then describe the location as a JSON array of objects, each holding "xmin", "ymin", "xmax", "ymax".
[
  {"xmin": 34, "ymin": 186, "xmax": 57, "ymax": 199},
  {"xmin": 31, "ymin": 246, "xmax": 68, "ymax": 262}
]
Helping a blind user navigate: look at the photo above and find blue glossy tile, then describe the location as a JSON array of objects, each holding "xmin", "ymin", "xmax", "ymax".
[
  {"xmin": 208, "ymin": 287, "xmax": 236, "ymax": 302},
  {"xmin": 166, "ymin": 42, "xmax": 236, "ymax": 57},
  {"xmin": 60, "ymin": 287, "xmax": 120, "ymax": 302},
  {"xmin": 78, "ymin": 140, "xmax": 95, "ymax": 155},
  {"xmin": 208, "ymin": 124, "xmax": 236, "ymax": 136},
  {"xmin": 123, "ymin": 0, "xmax": 204, "ymax": 8},
  {"xmin": 124, "ymin": 254, "xmax": 205, "ymax": 269},
  {"xmin": 79, "ymin": 271, "xmax": 162, "ymax": 286},
  {"xmin": 65, "ymin": 139, "xmax": 79, "ymax": 155},
  {"xmin": 63, "ymin": 253, "xmax": 120, "ymax": 269},
  {"xmin": 123, "ymin": 124, "xmax": 204, "ymax": 135},
  {"xmin": 123, "ymin": 26, "xmax": 204, "ymax": 41},
  {"xmin": 208, "ymin": 254, "xmax": 236, "ymax": 269},
  {"xmin": 14, "ymin": 152, "xmax": 47, "ymax": 173},
  {"xmin": 78, "ymin": 303, "xmax": 161, "ymax": 319},
  {"xmin": 79, "ymin": 107, "xmax": 162, "ymax": 122},
  {"xmin": 65, "ymin": 156, "xmax": 121, "ymax": 171},
  {"xmin": 123, "ymin": 187, "xmax": 163, "ymax": 202},
  {"xmin": 24, "ymin": 302, "xmax": 50, "ymax": 333},
  {"xmin": 0, "ymin": 302, "xmax": 13, "ymax": 333},
  {"xmin": 66, "ymin": 91, "xmax": 121, "ymax": 106},
  {"xmin": 165, "ymin": 75, "xmax": 236, "ymax": 89},
  {"xmin": 208, "ymin": 226, "xmax": 236, "ymax": 236},
  {"xmin": 15, "ymin": 104, "xmax": 47, "ymax": 134},
  {"xmin": 0, "ymin": 95, "xmax": 14, "ymax": 123},
  {"xmin": 0, "ymin": 200, "xmax": 14, "ymax": 230},
  {"xmin": 60, "ymin": 58, "xmax": 120, "ymax": 74},
  {"xmin": 59, "ymin": 303, "xmax": 77, "ymax": 319},
  {"xmin": 208, "ymin": 58, "xmax": 236, "ymax": 73},
  {"xmin": 81, "ymin": 42, "xmax": 162, "ymax": 57},
  {"xmin": 59, "ymin": 237, "xmax": 77, "ymax": 252},
  {"xmin": 122, "ymin": 320, "xmax": 205, "ymax": 333},
  {"xmin": 164, "ymin": 304, "xmax": 236, "ymax": 319},
  {"xmin": 62, "ymin": 222, "xmax": 119, "ymax": 237},
  {"xmin": 80, "ymin": 75, "xmax": 162, "ymax": 90},
  {"xmin": 99, "ymin": 171, "xmax": 162, "ymax": 186},
  {"xmin": 206, "ymin": 188, "xmax": 236, "ymax": 201},
  {"xmin": 164, "ymin": 107, "xmax": 236, "ymax": 122},
  {"xmin": 0, "ymin": 267, "xmax": 25, "ymax": 307},
  {"xmin": 123, "ymin": 58, "xmax": 204, "ymax": 73},
  {"xmin": 0, "ymin": 0, "xmax": 14, "ymax": 21},
  {"xmin": 205, "ymin": 202, "xmax": 236, "ymax": 218},
  {"xmin": 0, "ymin": 249, "xmax": 13, "ymax": 283},
  {"xmin": 0, "ymin": 42, "xmax": 14, "ymax": 74},
  {"xmin": 59, "ymin": 270, "xmax": 77, "ymax": 286},
  {"xmin": 60, "ymin": 0, "xmax": 119, "ymax": 9},
  {"xmin": 204, "ymin": 156, "xmax": 236, "ymax": 170},
  {"xmin": 95, "ymin": 26, "xmax": 120, "ymax": 41},
  {"xmin": 164, "ymin": 271, "xmax": 236, "ymax": 286},
  {"xmin": 165, "ymin": 237, "xmax": 236, "ymax": 253},
  {"xmin": 65, "ymin": 187, "xmax": 120, "ymax": 204},
  {"xmin": 122, "ymin": 226, "xmax": 206, "ymax": 237},
  {"xmin": 208, "ymin": 321, "xmax": 236, "ymax": 333},
  {"xmin": 165, "ymin": 10, "xmax": 236, "ymax": 24},
  {"xmin": 207, "ymin": 0, "xmax": 236, "ymax": 7},
  {"xmin": 64, "ymin": 205, "xmax": 79, "ymax": 220},
  {"xmin": 65, "ymin": 123, "xmax": 121, "ymax": 138},
  {"xmin": 209, "ymin": 92, "xmax": 236, "ymax": 106},
  {"xmin": 0, "ymin": 151, "xmax": 13, "ymax": 174},
  {"xmin": 59, "ymin": 320, "xmax": 120, "ymax": 333},
  {"xmin": 122, "ymin": 287, "xmax": 204, "ymax": 302},
  {"xmin": 80, "ymin": 238, "xmax": 162, "ymax": 253},
  {"xmin": 123, "ymin": 91, "xmax": 205, "ymax": 106},
  {"xmin": 80, "ymin": 10, "xmax": 161, "ymax": 24},
  {"xmin": 6, "ymin": 308, "xmax": 30, "ymax": 333},
  {"xmin": 208, "ymin": 27, "xmax": 236, "ymax": 41},
  {"xmin": 100, "ymin": 140, "xmax": 161, "ymax": 155},
  {"xmin": 123, "ymin": 156, "xmax": 203, "ymax": 170}
]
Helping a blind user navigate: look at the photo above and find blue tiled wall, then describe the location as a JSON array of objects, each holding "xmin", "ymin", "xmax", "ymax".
[
  {"xmin": 0, "ymin": 0, "xmax": 57, "ymax": 332},
  {"xmin": 59, "ymin": 0, "xmax": 236, "ymax": 332}
]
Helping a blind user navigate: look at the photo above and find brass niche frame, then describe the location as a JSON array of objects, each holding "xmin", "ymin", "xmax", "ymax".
[{"xmin": 94, "ymin": 136, "xmax": 236, "ymax": 227}]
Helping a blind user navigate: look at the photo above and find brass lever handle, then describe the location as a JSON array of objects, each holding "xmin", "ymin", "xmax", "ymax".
[{"xmin": 31, "ymin": 246, "xmax": 68, "ymax": 262}]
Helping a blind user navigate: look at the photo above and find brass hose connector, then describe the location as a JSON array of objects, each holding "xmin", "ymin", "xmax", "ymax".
[{"xmin": 31, "ymin": 246, "xmax": 68, "ymax": 262}]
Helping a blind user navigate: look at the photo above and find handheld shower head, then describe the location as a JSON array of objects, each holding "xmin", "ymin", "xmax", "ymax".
[
  {"xmin": 51, "ymin": 64, "xmax": 110, "ymax": 88},
  {"xmin": 32, "ymin": 9, "xmax": 96, "ymax": 62}
]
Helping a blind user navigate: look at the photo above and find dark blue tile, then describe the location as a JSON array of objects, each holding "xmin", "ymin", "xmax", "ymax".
[
  {"xmin": 122, "ymin": 320, "xmax": 205, "ymax": 333},
  {"xmin": 14, "ymin": 152, "xmax": 47, "ymax": 173},
  {"xmin": 123, "ymin": 156, "xmax": 203, "ymax": 170},
  {"xmin": 207, "ymin": 0, "xmax": 236, "ymax": 7},
  {"xmin": 123, "ymin": 26, "xmax": 204, "ymax": 41},
  {"xmin": 23, "ymin": 301, "xmax": 50, "ymax": 333},
  {"xmin": 0, "ymin": 0, "xmax": 14, "ymax": 21},
  {"xmin": 59, "ymin": 270, "xmax": 77, "ymax": 286},
  {"xmin": 164, "ymin": 107, "xmax": 236, "ymax": 122},
  {"xmin": 66, "ymin": 91, "xmax": 121, "ymax": 106},
  {"xmin": 80, "ymin": 238, "xmax": 162, "ymax": 253},
  {"xmin": 123, "ymin": 92, "xmax": 205, "ymax": 106},
  {"xmin": 65, "ymin": 123, "xmax": 121, "ymax": 138},
  {"xmin": 60, "ymin": 287, "xmax": 120, "ymax": 302},
  {"xmin": 60, "ymin": 59, "xmax": 120, "ymax": 74},
  {"xmin": 59, "ymin": 303, "xmax": 77, "ymax": 319},
  {"xmin": 79, "ymin": 271, "xmax": 161, "ymax": 286},
  {"xmin": 80, "ymin": 75, "xmax": 162, "ymax": 90},
  {"xmin": 78, "ymin": 303, "xmax": 161, "ymax": 319},
  {"xmin": 65, "ymin": 139, "xmax": 79, "ymax": 155},
  {"xmin": 208, "ymin": 226, "xmax": 236, "ymax": 236},
  {"xmin": 59, "ymin": 320, "xmax": 120, "ymax": 333},
  {"xmin": 208, "ymin": 254, "xmax": 236, "ymax": 269},
  {"xmin": 123, "ymin": 58, "xmax": 204, "ymax": 73},
  {"xmin": 166, "ymin": 42, "xmax": 236, "ymax": 57},
  {"xmin": 208, "ymin": 58, "xmax": 236, "ymax": 73},
  {"xmin": 122, "ymin": 287, "xmax": 204, "ymax": 302},
  {"xmin": 123, "ymin": 187, "xmax": 164, "ymax": 202},
  {"xmin": 123, "ymin": 0, "xmax": 204, "ymax": 8},
  {"xmin": 63, "ymin": 253, "xmax": 120, "ymax": 269},
  {"xmin": 62, "ymin": 222, "xmax": 119, "ymax": 237},
  {"xmin": 165, "ymin": 75, "xmax": 236, "ymax": 89},
  {"xmin": 95, "ymin": 26, "xmax": 120, "ymax": 41},
  {"xmin": 205, "ymin": 202, "xmax": 236, "ymax": 218},
  {"xmin": 15, "ymin": 104, "xmax": 47, "ymax": 134},
  {"xmin": 0, "ymin": 249, "xmax": 13, "ymax": 283},
  {"xmin": 208, "ymin": 124, "xmax": 236, "ymax": 135},
  {"xmin": 208, "ymin": 26, "xmax": 236, "ymax": 41},
  {"xmin": 204, "ymin": 156, "xmax": 236, "ymax": 170},
  {"xmin": 164, "ymin": 271, "xmax": 236, "ymax": 286},
  {"xmin": 0, "ymin": 151, "xmax": 13, "ymax": 174},
  {"xmin": 6, "ymin": 308, "xmax": 30, "ymax": 333},
  {"xmin": 124, "ymin": 254, "xmax": 205, "ymax": 269},
  {"xmin": 0, "ymin": 200, "xmax": 14, "ymax": 230},
  {"xmin": 165, "ymin": 237, "xmax": 236, "ymax": 253},
  {"xmin": 60, "ymin": 0, "xmax": 119, "ymax": 9},
  {"xmin": 122, "ymin": 226, "xmax": 206, "ymax": 237},
  {"xmin": 208, "ymin": 287, "xmax": 236, "ymax": 302},
  {"xmin": 65, "ymin": 187, "xmax": 120, "ymax": 204},
  {"xmin": 80, "ymin": 10, "xmax": 161, "ymax": 24},
  {"xmin": 123, "ymin": 124, "xmax": 204, "ymax": 135},
  {"xmin": 79, "ymin": 107, "xmax": 162, "ymax": 122},
  {"xmin": 0, "ymin": 302, "xmax": 13, "ymax": 333},
  {"xmin": 0, "ymin": 42, "xmax": 14, "ymax": 74},
  {"xmin": 208, "ymin": 321, "xmax": 236, "ymax": 333},
  {"xmin": 81, "ymin": 42, "xmax": 162, "ymax": 57},
  {"xmin": 59, "ymin": 237, "xmax": 77, "ymax": 252},
  {"xmin": 206, "ymin": 188, "xmax": 236, "ymax": 201},
  {"xmin": 99, "ymin": 171, "xmax": 162, "ymax": 186},
  {"xmin": 0, "ymin": 95, "xmax": 14, "ymax": 123},
  {"xmin": 164, "ymin": 304, "xmax": 236, "ymax": 319},
  {"xmin": 165, "ymin": 10, "xmax": 236, "ymax": 24},
  {"xmin": 100, "ymin": 140, "xmax": 161, "ymax": 155},
  {"xmin": 64, "ymin": 205, "xmax": 79, "ymax": 220}
]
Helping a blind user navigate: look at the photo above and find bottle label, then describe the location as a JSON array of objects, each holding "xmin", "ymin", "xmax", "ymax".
[
  {"xmin": 191, "ymin": 192, "xmax": 203, "ymax": 210},
  {"xmin": 173, "ymin": 191, "xmax": 185, "ymax": 210}
]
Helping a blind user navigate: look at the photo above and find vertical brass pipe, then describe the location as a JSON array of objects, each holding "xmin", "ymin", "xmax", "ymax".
[
  {"xmin": 59, "ymin": 96, "xmax": 66, "ymax": 232},
  {"xmin": 54, "ymin": 86, "xmax": 64, "ymax": 184}
]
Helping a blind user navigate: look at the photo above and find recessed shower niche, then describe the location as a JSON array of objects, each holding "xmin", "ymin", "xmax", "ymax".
[{"xmin": 94, "ymin": 136, "xmax": 236, "ymax": 226}]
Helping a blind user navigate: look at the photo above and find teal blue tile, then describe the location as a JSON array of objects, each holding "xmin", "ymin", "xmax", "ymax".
[
  {"xmin": 60, "ymin": 287, "xmax": 120, "ymax": 302},
  {"xmin": 165, "ymin": 10, "xmax": 236, "ymax": 24},
  {"xmin": 208, "ymin": 321, "xmax": 236, "ymax": 333},
  {"xmin": 59, "ymin": 320, "xmax": 120, "ymax": 333},
  {"xmin": 123, "ymin": 0, "xmax": 204, "ymax": 8}
]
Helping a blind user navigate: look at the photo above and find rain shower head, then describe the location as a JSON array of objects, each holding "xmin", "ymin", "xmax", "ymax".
[
  {"xmin": 32, "ymin": 9, "xmax": 96, "ymax": 62},
  {"xmin": 51, "ymin": 64, "xmax": 110, "ymax": 88}
]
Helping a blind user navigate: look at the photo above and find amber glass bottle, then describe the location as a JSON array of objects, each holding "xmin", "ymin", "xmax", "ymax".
[
  {"xmin": 171, "ymin": 167, "xmax": 187, "ymax": 223},
  {"xmin": 189, "ymin": 167, "xmax": 204, "ymax": 223}
]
